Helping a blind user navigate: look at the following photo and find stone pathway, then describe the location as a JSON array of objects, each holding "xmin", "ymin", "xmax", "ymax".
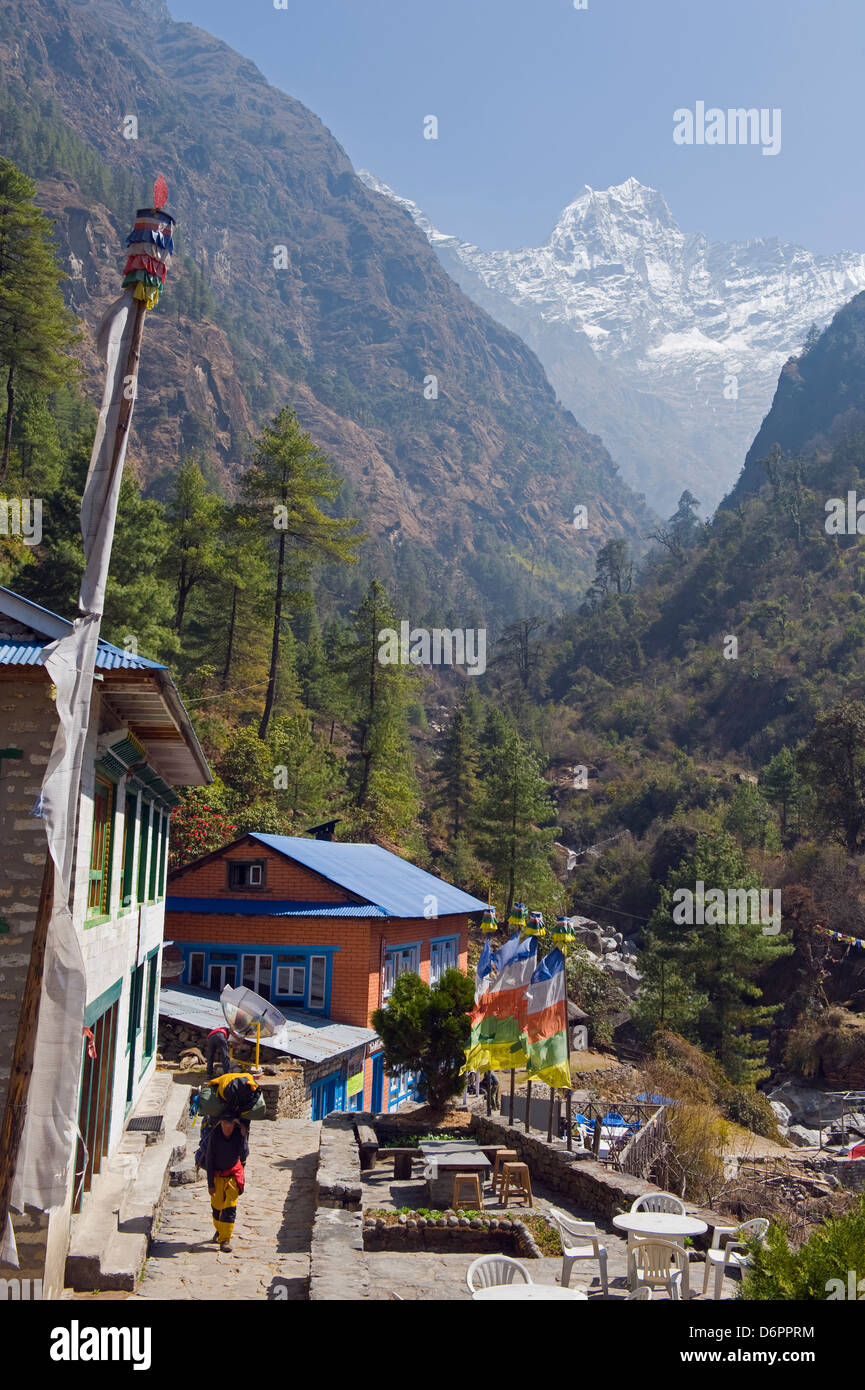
[{"xmin": 134, "ymin": 1119, "xmax": 320, "ymax": 1301}]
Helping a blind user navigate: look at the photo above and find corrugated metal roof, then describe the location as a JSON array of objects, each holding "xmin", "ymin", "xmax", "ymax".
[
  {"xmin": 166, "ymin": 897, "xmax": 387, "ymax": 918},
  {"xmin": 249, "ymin": 834, "xmax": 489, "ymax": 918},
  {"xmin": 0, "ymin": 637, "xmax": 165, "ymax": 671},
  {"xmin": 159, "ymin": 985, "xmax": 377, "ymax": 1064}
]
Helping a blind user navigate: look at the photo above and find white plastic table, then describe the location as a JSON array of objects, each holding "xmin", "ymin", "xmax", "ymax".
[
  {"xmin": 613, "ymin": 1211, "xmax": 707, "ymax": 1295},
  {"xmin": 472, "ymin": 1284, "xmax": 588, "ymax": 1301}
]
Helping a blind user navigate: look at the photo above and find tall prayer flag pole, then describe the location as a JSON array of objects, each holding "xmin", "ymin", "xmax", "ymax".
[{"xmin": 0, "ymin": 182, "xmax": 175, "ymax": 1269}]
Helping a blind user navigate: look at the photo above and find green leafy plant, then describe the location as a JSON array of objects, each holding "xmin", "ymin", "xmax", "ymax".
[{"xmin": 741, "ymin": 1196, "xmax": 865, "ymax": 1300}]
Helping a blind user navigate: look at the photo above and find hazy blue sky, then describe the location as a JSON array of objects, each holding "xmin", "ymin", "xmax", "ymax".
[{"xmin": 169, "ymin": 0, "xmax": 865, "ymax": 256}]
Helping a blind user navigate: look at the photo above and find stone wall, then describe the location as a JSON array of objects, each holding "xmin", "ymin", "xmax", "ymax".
[
  {"xmin": 316, "ymin": 1112, "xmax": 362, "ymax": 1209},
  {"xmin": 469, "ymin": 1112, "xmax": 726, "ymax": 1249},
  {"xmin": 363, "ymin": 1216, "xmax": 541, "ymax": 1258}
]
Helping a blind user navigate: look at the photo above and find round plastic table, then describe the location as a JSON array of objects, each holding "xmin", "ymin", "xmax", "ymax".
[
  {"xmin": 612, "ymin": 1212, "xmax": 707, "ymax": 1239},
  {"xmin": 472, "ymin": 1284, "xmax": 588, "ymax": 1301}
]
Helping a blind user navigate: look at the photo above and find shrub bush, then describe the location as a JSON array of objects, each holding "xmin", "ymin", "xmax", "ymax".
[{"xmin": 741, "ymin": 1196, "xmax": 865, "ymax": 1300}]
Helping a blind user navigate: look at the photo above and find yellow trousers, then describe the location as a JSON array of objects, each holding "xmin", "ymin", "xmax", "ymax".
[{"xmin": 210, "ymin": 1173, "xmax": 240, "ymax": 1242}]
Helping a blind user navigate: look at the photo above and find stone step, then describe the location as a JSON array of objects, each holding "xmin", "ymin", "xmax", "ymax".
[{"xmin": 95, "ymin": 1229, "xmax": 149, "ymax": 1293}]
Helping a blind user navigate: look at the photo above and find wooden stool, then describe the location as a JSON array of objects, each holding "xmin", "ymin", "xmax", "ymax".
[
  {"xmin": 501, "ymin": 1162, "xmax": 533, "ymax": 1208},
  {"xmin": 492, "ymin": 1149, "xmax": 519, "ymax": 1192},
  {"xmin": 452, "ymin": 1172, "xmax": 483, "ymax": 1210}
]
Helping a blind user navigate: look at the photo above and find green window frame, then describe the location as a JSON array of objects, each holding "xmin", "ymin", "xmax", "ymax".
[
  {"xmin": 158, "ymin": 812, "xmax": 169, "ymax": 900},
  {"xmin": 127, "ymin": 962, "xmax": 144, "ymax": 1052},
  {"xmin": 121, "ymin": 792, "xmax": 137, "ymax": 909},
  {"xmin": 87, "ymin": 777, "xmax": 115, "ymax": 918},
  {"xmin": 142, "ymin": 953, "xmax": 159, "ymax": 1064},
  {"xmin": 148, "ymin": 809, "xmax": 161, "ymax": 902},
  {"xmin": 137, "ymin": 800, "xmax": 151, "ymax": 904}
]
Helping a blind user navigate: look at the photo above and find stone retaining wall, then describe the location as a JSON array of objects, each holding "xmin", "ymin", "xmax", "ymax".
[
  {"xmin": 316, "ymin": 1112, "xmax": 362, "ymax": 1209},
  {"xmin": 469, "ymin": 1112, "xmax": 725, "ymax": 1249},
  {"xmin": 363, "ymin": 1216, "xmax": 541, "ymax": 1258}
]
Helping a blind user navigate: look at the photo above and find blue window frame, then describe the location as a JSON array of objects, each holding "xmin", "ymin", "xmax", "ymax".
[
  {"xmin": 382, "ymin": 941, "xmax": 420, "ymax": 1000},
  {"xmin": 387, "ymin": 1065, "xmax": 420, "ymax": 1111},
  {"xmin": 178, "ymin": 943, "xmax": 337, "ymax": 1013},
  {"xmin": 429, "ymin": 935, "xmax": 459, "ymax": 985}
]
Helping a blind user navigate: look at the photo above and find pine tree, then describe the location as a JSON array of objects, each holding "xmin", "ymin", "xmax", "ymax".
[
  {"xmin": 163, "ymin": 458, "xmax": 225, "ymax": 634},
  {"xmin": 761, "ymin": 746, "xmax": 803, "ymax": 843},
  {"xmin": 435, "ymin": 695, "xmax": 480, "ymax": 843},
  {"xmin": 640, "ymin": 831, "xmax": 791, "ymax": 1084},
  {"xmin": 0, "ymin": 158, "xmax": 79, "ymax": 477},
  {"xmin": 474, "ymin": 716, "xmax": 558, "ymax": 920},
  {"xmin": 241, "ymin": 406, "xmax": 361, "ymax": 738},
  {"xmin": 341, "ymin": 579, "xmax": 419, "ymax": 840}
]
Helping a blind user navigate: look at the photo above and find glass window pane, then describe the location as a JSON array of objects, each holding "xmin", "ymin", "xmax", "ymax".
[{"xmin": 309, "ymin": 956, "xmax": 326, "ymax": 1009}]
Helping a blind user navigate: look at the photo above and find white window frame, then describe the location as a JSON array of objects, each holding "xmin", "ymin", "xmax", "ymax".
[
  {"xmin": 308, "ymin": 955, "xmax": 327, "ymax": 1010},
  {"xmin": 382, "ymin": 944, "xmax": 420, "ymax": 999},
  {"xmin": 208, "ymin": 962, "xmax": 237, "ymax": 992},
  {"xmin": 429, "ymin": 937, "xmax": 458, "ymax": 986},
  {"xmin": 242, "ymin": 953, "xmax": 273, "ymax": 997},
  {"xmin": 276, "ymin": 964, "xmax": 306, "ymax": 998},
  {"xmin": 248, "ymin": 864, "xmax": 262, "ymax": 886}
]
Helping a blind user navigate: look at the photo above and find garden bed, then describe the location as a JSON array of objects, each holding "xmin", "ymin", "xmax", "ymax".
[{"xmin": 362, "ymin": 1208, "xmax": 552, "ymax": 1257}]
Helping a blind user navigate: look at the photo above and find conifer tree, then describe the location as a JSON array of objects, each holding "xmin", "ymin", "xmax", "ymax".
[
  {"xmin": 435, "ymin": 695, "xmax": 480, "ymax": 843},
  {"xmin": 241, "ymin": 406, "xmax": 361, "ymax": 738},
  {"xmin": 474, "ymin": 717, "xmax": 558, "ymax": 920},
  {"xmin": 0, "ymin": 159, "xmax": 78, "ymax": 477},
  {"xmin": 341, "ymin": 579, "xmax": 419, "ymax": 840},
  {"xmin": 640, "ymin": 831, "xmax": 791, "ymax": 1084},
  {"xmin": 163, "ymin": 458, "xmax": 224, "ymax": 634}
]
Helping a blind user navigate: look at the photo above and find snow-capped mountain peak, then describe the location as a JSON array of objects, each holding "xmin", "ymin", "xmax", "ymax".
[{"xmin": 359, "ymin": 171, "xmax": 865, "ymax": 510}]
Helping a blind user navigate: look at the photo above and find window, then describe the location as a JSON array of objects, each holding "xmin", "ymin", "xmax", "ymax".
[
  {"xmin": 308, "ymin": 955, "xmax": 326, "ymax": 1010},
  {"xmin": 429, "ymin": 937, "xmax": 458, "ymax": 985},
  {"xmin": 382, "ymin": 945, "xmax": 419, "ymax": 999},
  {"xmin": 227, "ymin": 861, "xmax": 266, "ymax": 890},
  {"xmin": 208, "ymin": 962, "xmax": 237, "ymax": 992},
  {"xmin": 137, "ymin": 801, "xmax": 151, "ymax": 904},
  {"xmin": 87, "ymin": 777, "xmax": 114, "ymax": 916},
  {"xmin": 148, "ymin": 810, "xmax": 161, "ymax": 901},
  {"xmin": 120, "ymin": 792, "xmax": 137, "ymax": 908},
  {"xmin": 142, "ymin": 955, "xmax": 158, "ymax": 1063},
  {"xmin": 158, "ymin": 814, "xmax": 169, "ymax": 898},
  {"xmin": 242, "ymin": 954, "xmax": 273, "ymax": 1000},
  {"xmin": 188, "ymin": 952, "xmax": 204, "ymax": 986},
  {"xmin": 276, "ymin": 964, "xmax": 306, "ymax": 998}
]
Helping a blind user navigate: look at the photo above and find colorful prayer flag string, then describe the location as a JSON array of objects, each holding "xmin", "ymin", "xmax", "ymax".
[{"xmin": 813, "ymin": 924, "xmax": 865, "ymax": 949}]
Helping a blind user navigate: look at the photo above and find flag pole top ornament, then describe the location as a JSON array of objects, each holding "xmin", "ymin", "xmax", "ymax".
[
  {"xmin": 121, "ymin": 176, "xmax": 176, "ymax": 309},
  {"xmin": 551, "ymin": 915, "xmax": 576, "ymax": 953},
  {"xmin": 481, "ymin": 905, "xmax": 498, "ymax": 935},
  {"xmin": 524, "ymin": 909, "xmax": 546, "ymax": 938},
  {"xmin": 508, "ymin": 901, "xmax": 528, "ymax": 935}
]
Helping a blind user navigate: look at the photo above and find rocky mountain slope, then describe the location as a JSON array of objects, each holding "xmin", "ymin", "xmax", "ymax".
[
  {"xmin": 360, "ymin": 173, "xmax": 865, "ymax": 514},
  {"xmin": 0, "ymin": 0, "xmax": 655, "ymax": 629}
]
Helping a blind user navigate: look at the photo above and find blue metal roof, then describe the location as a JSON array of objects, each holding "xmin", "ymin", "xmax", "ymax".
[
  {"xmin": 0, "ymin": 638, "xmax": 165, "ymax": 671},
  {"xmin": 166, "ymin": 897, "xmax": 387, "ymax": 918},
  {"xmin": 249, "ymin": 834, "xmax": 489, "ymax": 918}
]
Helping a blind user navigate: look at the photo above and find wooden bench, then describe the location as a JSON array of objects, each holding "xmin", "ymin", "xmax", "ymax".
[
  {"xmin": 356, "ymin": 1124, "xmax": 379, "ymax": 1172},
  {"xmin": 372, "ymin": 1147, "xmax": 417, "ymax": 1180}
]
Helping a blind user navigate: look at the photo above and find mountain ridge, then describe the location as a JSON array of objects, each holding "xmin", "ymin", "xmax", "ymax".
[
  {"xmin": 360, "ymin": 172, "xmax": 865, "ymax": 513},
  {"xmin": 0, "ymin": 0, "xmax": 655, "ymax": 629}
]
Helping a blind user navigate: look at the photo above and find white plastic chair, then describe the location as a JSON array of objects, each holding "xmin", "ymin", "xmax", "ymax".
[
  {"xmin": 631, "ymin": 1240, "xmax": 687, "ymax": 1300},
  {"xmin": 630, "ymin": 1192, "xmax": 687, "ymax": 1215},
  {"xmin": 625, "ymin": 1285, "xmax": 653, "ymax": 1300},
  {"xmin": 466, "ymin": 1254, "xmax": 533, "ymax": 1294},
  {"xmin": 702, "ymin": 1218, "xmax": 769, "ymax": 1300},
  {"xmin": 547, "ymin": 1206, "xmax": 609, "ymax": 1294}
]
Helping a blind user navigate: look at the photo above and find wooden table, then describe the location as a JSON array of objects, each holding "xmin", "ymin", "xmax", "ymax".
[
  {"xmin": 613, "ymin": 1211, "xmax": 707, "ymax": 1295},
  {"xmin": 420, "ymin": 1141, "xmax": 493, "ymax": 1207},
  {"xmin": 473, "ymin": 1284, "xmax": 588, "ymax": 1301}
]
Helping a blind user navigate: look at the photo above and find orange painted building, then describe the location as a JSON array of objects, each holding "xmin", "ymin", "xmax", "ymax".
[{"xmin": 165, "ymin": 833, "xmax": 487, "ymax": 1115}]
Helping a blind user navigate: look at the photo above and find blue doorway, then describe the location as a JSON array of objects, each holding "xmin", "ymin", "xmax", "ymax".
[
  {"xmin": 370, "ymin": 1053, "xmax": 384, "ymax": 1114},
  {"xmin": 311, "ymin": 1071, "xmax": 345, "ymax": 1121}
]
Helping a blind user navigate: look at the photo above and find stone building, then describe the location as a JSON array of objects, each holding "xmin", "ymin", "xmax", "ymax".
[{"xmin": 0, "ymin": 586, "xmax": 209, "ymax": 1295}]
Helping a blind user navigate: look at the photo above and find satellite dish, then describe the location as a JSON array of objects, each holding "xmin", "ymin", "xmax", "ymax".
[{"xmin": 220, "ymin": 985, "xmax": 286, "ymax": 1041}]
